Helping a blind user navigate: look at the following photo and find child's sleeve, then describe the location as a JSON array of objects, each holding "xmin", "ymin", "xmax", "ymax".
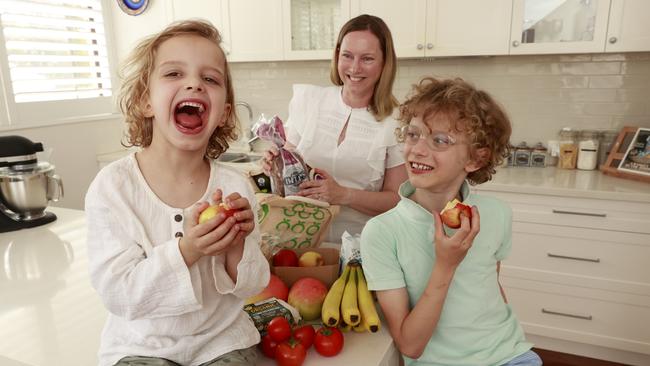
[
  {"xmin": 494, "ymin": 202, "xmax": 513, "ymax": 261},
  {"xmin": 360, "ymin": 217, "xmax": 406, "ymax": 291},
  {"xmin": 211, "ymin": 177, "xmax": 270, "ymax": 299},
  {"xmin": 85, "ymin": 175, "xmax": 203, "ymax": 320}
]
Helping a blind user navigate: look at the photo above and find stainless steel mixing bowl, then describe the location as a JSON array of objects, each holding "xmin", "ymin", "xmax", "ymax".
[{"xmin": 0, "ymin": 162, "xmax": 64, "ymax": 221}]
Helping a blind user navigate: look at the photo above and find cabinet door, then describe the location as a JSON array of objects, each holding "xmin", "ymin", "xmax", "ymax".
[
  {"xmin": 606, "ymin": 0, "xmax": 650, "ymax": 52},
  {"xmin": 425, "ymin": 0, "xmax": 512, "ymax": 56},
  {"xmin": 171, "ymin": 0, "xmax": 230, "ymax": 55},
  {"xmin": 351, "ymin": 0, "xmax": 427, "ymax": 58},
  {"xmin": 225, "ymin": 0, "xmax": 284, "ymax": 62},
  {"xmin": 510, "ymin": 0, "xmax": 612, "ymax": 54},
  {"xmin": 283, "ymin": 0, "xmax": 351, "ymax": 60}
]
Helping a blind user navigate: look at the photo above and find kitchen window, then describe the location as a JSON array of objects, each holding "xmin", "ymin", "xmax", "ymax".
[{"xmin": 0, "ymin": 0, "xmax": 116, "ymax": 129}]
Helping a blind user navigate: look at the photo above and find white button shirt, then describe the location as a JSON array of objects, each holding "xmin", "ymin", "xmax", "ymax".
[
  {"xmin": 286, "ymin": 84, "xmax": 404, "ymax": 242},
  {"xmin": 84, "ymin": 153, "xmax": 269, "ymax": 366}
]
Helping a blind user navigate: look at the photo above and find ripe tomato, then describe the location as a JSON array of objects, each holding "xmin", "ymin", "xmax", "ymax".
[
  {"xmin": 259, "ymin": 334, "xmax": 278, "ymax": 359},
  {"xmin": 275, "ymin": 339, "xmax": 306, "ymax": 366},
  {"xmin": 314, "ymin": 326, "xmax": 344, "ymax": 357},
  {"xmin": 293, "ymin": 324, "xmax": 315, "ymax": 349},
  {"xmin": 267, "ymin": 316, "xmax": 292, "ymax": 343},
  {"xmin": 273, "ymin": 249, "xmax": 299, "ymax": 267}
]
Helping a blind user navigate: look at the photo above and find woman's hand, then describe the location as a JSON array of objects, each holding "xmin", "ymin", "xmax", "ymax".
[
  {"xmin": 178, "ymin": 189, "xmax": 246, "ymax": 266},
  {"xmin": 432, "ymin": 206, "xmax": 480, "ymax": 271},
  {"xmin": 297, "ymin": 168, "xmax": 352, "ymax": 205},
  {"xmin": 261, "ymin": 146, "xmax": 279, "ymax": 175}
]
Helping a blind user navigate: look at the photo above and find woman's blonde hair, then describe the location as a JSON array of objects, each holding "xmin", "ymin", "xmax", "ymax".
[
  {"xmin": 118, "ymin": 19, "xmax": 238, "ymax": 159},
  {"xmin": 330, "ymin": 14, "xmax": 398, "ymax": 121},
  {"xmin": 398, "ymin": 77, "xmax": 512, "ymax": 185}
]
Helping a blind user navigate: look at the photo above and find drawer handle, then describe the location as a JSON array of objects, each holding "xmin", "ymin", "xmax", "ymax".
[
  {"xmin": 542, "ymin": 308, "xmax": 593, "ymax": 320},
  {"xmin": 547, "ymin": 253, "xmax": 600, "ymax": 263},
  {"xmin": 552, "ymin": 209, "xmax": 606, "ymax": 218}
]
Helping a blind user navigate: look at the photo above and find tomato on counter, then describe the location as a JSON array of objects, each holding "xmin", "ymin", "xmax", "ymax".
[
  {"xmin": 275, "ymin": 339, "xmax": 307, "ymax": 366},
  {"xmin": 267, "ymin": 316, "xmax": 292, "ymax": 342},
  {"xmin": 292, "ymin": 324, "xmax": 315, "ymax": 349},
  {"xmin": 314, "ymin": 326, "xmax": 344, "ymax": 357}
]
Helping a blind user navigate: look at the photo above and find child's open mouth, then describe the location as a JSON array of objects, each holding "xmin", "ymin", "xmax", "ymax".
[
  {"xmin": 409, "ymin": 161, "xmax": 433, "ymax": 174},
  {"xmin": 174, "ymin": 100, "xmax": 207, "ymax": 134}
]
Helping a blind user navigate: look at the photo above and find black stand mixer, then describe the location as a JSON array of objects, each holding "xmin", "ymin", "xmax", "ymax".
[{"xmin": 0, "ymin": 136, "xmax": 64, "ymax": 233}]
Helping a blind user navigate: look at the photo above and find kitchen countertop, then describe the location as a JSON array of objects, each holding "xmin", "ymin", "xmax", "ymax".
[
  {"xmin": 0, "ymin": 207, "xmax": 399, "ymax": 366},
  {"xmin": 474, "ymin": 167, "xmax": 650, "ymax": 203}
]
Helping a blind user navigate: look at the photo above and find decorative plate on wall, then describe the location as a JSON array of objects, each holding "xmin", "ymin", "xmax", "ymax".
[{"xmin": 117, "ymin": 0, "xmax": 149, "ymax": 16}]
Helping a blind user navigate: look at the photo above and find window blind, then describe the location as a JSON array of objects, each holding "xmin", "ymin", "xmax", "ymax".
[{"xmin": 0, "ymin": 0, "xmax": 112, "ymax": 103}]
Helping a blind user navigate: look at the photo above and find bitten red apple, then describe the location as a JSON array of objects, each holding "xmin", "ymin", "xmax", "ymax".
[
  {"xmin": 198, "ymin": 202, "xmax": 238, "ymax": 224},
  {"xmin": 245, "ymin": 274, "xmax": 289, "ymax": 304},
  {"xmin": 440, "ymin": 199, "xmax": 472, "ymax": 229}
]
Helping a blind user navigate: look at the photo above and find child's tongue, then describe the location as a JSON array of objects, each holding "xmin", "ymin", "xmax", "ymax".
[{"xmin": 176, "ymin": 112, "xmax": 202, "ymax": 129}]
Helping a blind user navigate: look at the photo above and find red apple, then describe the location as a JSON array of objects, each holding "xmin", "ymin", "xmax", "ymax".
[
  {"xmin": 245, "ymin": 274, "xmax": 289, "ymax": 304},
  {"xmin": 287, "ymin": 277, "xmax": 328, "ymax": 321},
  {"xmin": 198, "ymin": 202, "xmax": 238, "ymax": 224},
  {"xmin": 273, "ymin": 249, "xmax": 299, "ymax": 267},
  {"xmin": 440, "ymin": 202, "xmax": 472, "ymax": 229}
]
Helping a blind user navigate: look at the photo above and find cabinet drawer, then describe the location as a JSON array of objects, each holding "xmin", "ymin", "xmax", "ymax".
[
  {"xmin": 484, "ymin": 191, "xmax": 650, "ymax": 234},
  {"xmin": 504, "ymin": 284, "xmax": 650, "ymax": 355},
  {"xmin": 506, "ymin": 222, "xmax": 650, "ymax": 287}
]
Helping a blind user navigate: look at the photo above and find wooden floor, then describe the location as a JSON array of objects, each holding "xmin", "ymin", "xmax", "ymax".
[{"xmin": 533, "ymin": 348, "xmax": 629, "ymax": 366}]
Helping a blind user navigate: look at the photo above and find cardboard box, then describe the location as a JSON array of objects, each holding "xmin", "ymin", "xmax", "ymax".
[{"xmin": 271, "ymin": 247, "xmax": 340, "ymax": 288}]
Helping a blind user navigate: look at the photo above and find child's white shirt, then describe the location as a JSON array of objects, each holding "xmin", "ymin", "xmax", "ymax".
[{"xmin": 85, "ymin": 153, "xmax": 269, "ymax": 366}]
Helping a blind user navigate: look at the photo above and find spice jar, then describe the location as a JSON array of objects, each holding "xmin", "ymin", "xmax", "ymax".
[
  {"xmin": 514, "ymin": 142, "xmax": 532, "ymax": 167},
  {"xmin": 558, "ymin": 128, "xmax": 578, "ymax": 169},
  {"xmin": 598, "ymin": 130, "xmax": 619, "ymax": 167},
  {"xmin": 577, "ymin": 130, "xmax": 600, "ymax": 170},
  {"xmin": 531, "ymin": 142, "xmax": 547, "ymax": 167}
]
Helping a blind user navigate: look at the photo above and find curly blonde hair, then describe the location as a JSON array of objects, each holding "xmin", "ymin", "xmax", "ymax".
[
  {"xmin": 398, "ymin": 77, "xmax": 512, "ymax": 185},
  {"xmin": 118, "ymin": 19, "xmax": 238, "ymax": 159},
  {"xmin": 330, "ymin": 14, "xmax": 398, "ymax": 121}
]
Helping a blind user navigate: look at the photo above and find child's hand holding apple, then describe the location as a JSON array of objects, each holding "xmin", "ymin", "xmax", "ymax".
[{"xmin": 178, "ymin": 189, "xmax": 254, "ymax": 266}]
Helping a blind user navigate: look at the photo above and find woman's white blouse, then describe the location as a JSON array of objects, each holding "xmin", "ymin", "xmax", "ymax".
[
  {"xmin": 286, "ymin": 84, "xmax": 404, "ymax": 242},
  {"xmin": 84, "ymin": 153, "xmax": 269, "ymax": 366}
]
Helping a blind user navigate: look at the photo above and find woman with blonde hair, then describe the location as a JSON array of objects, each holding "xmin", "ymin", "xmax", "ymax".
[{"xmin": 264, "ymin": 14, "xmax": 407, "ymax": 242}]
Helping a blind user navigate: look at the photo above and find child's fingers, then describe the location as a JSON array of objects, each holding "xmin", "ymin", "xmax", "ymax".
[
  {"xmin": 433, "ymin": 212, "xmax": 447, "ymax": 241},
  {"xmin": 204, "ymin": 224, "xmax": 241, "ymax": 255},
  {"xmin": 189, "ymin": 202, "xmax": 210, "ymax": 225},
  {"xmin": 210, "ymin": 189, "xmax": 224, "ymax": 204},
  {"xmin": 233, "ymin": 207, "xmax": 254, "ymax": 223}
]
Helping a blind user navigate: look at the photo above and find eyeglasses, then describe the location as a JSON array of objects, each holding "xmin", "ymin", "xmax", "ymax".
[{"xmin": 399, "ymin": 125, "xmax": 458, "ymax": 151}]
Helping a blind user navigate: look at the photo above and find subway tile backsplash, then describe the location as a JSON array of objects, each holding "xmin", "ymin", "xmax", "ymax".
[{"xmin": 231, "ymin": 52, "xmax": 650, "ymax": 144}]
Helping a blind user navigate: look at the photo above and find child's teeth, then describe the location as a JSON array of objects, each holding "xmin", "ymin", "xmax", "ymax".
[{"xmin": 411, "ymin": 162, "xmax": 432, "ymax": 170}]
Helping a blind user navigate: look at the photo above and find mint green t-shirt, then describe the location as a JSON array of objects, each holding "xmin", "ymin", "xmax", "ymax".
[{"xmin": 360, "ymin": 181, "xmax": 532, "ymax": 366}]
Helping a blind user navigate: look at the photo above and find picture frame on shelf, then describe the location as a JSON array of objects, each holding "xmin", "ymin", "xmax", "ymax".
[
  {"xmin": 618, "ymin": 127, "xmax": 650, "ymax": 177},
  {"xmin": 601, "ymin": 126, "xmax": 650, "ymax": 183}
]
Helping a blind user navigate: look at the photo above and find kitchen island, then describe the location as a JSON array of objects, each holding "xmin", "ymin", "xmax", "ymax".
[{"xmin": 0, "ymin": 207, "xmax": 399, "ymax": 366}]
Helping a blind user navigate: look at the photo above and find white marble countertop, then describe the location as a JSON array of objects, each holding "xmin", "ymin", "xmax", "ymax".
[
  {"xmin": 474, "ymin": 167, "xmax": 650, "ymax": 203},
  {"xmin": 0, "ymin": 207, "xmax": 106, "ymax": 366},
  {"xmin": 0, "ymin": 207, "xmax": 398, "ymax": 366}
]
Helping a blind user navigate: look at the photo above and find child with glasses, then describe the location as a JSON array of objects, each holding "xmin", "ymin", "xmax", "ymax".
[{"xmin": 360, "ymin": 77, "xmax": 541, "ymax": 366}]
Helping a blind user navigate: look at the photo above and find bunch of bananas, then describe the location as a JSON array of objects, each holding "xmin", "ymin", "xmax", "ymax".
[{"xmin": 321, "ymin": 263, "xmax": 381, "ymax": 333}]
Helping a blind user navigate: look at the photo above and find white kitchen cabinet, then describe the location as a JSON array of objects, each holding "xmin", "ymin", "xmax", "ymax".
[
  {"xmin": 170, "ymin": 0, "xmax": 231, "ymax": 54},
  {"xmin": 223, "ymin": 0, "xmax": 285, "ymax": 62},
  {"xmin": 473, "ymin": 186, "xmax": 650, "ymax": 365},
  {"xmin": 282, "ymin": 0, "xmax": 351, "ymax": 60},
  {"xmin": 351, "ymin": 0, "xmax": 512, "ymax": 58},
  {"xmin": 605, "ymin": 0, "xmax": 650, "ymax": 52},
  {"xmin": 509, "ymin": 0, "xmax": 612, "ymax": 54}
]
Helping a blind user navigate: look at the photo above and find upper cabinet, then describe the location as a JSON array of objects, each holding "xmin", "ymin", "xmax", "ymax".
[
  {"xmin": 283, "ymin": 0, "xmax": 351, "ymax": 60},
  {"xmin": 171, "ymin": 0, "xmax": 230, "ymax": 54},
  {"xmin": 509, "ymin": 0, "xmax": 612, "ymax": 54},
  {"xmin": 605, "ymin": 0, "xmax": 650, "ymax": 53},
  {"xmin": 224, "ymin": 0, "xmax": 285, "ymax": 62},
  {"xmin": 351, "ymin": 0, "xmax": 512, "ymax": 58}
]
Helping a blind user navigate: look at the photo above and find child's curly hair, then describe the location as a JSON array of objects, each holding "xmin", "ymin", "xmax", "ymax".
[
  {"xmin": 118, "ymin": 19, "xmax": 238, "ymax": 159},
  {"xmin": 398, "ymin": 77, "xmax": 511, "ymax": 185}
]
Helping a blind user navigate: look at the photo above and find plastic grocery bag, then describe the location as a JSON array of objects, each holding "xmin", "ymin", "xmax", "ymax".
[{"xmin": 253, "ymin": 114, "xmax": 309, "ymax": 197}]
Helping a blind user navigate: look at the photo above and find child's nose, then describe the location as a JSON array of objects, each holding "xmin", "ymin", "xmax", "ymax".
[{"xmin": 185, "ymin": 77, "xmax": 204, "ymax": 92}]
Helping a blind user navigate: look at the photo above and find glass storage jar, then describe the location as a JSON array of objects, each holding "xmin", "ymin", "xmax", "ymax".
[
  {"xmin": 577, "ymin": 130, "xmax": 600, "ymax": 170},
  {"xmin": 598, "ymin": 130, "xmax": 619, "ymax": 167},
  {"xmin": 558, "ymin": 128, "xmax": 578, "ymax": 169},
  {"xmin": 531, "ymin": 142, "xmax": 547, "ymax": 167},
  {"xmin": 514, "ymin": 142, "xmax": 532, "ymax": 167}
]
